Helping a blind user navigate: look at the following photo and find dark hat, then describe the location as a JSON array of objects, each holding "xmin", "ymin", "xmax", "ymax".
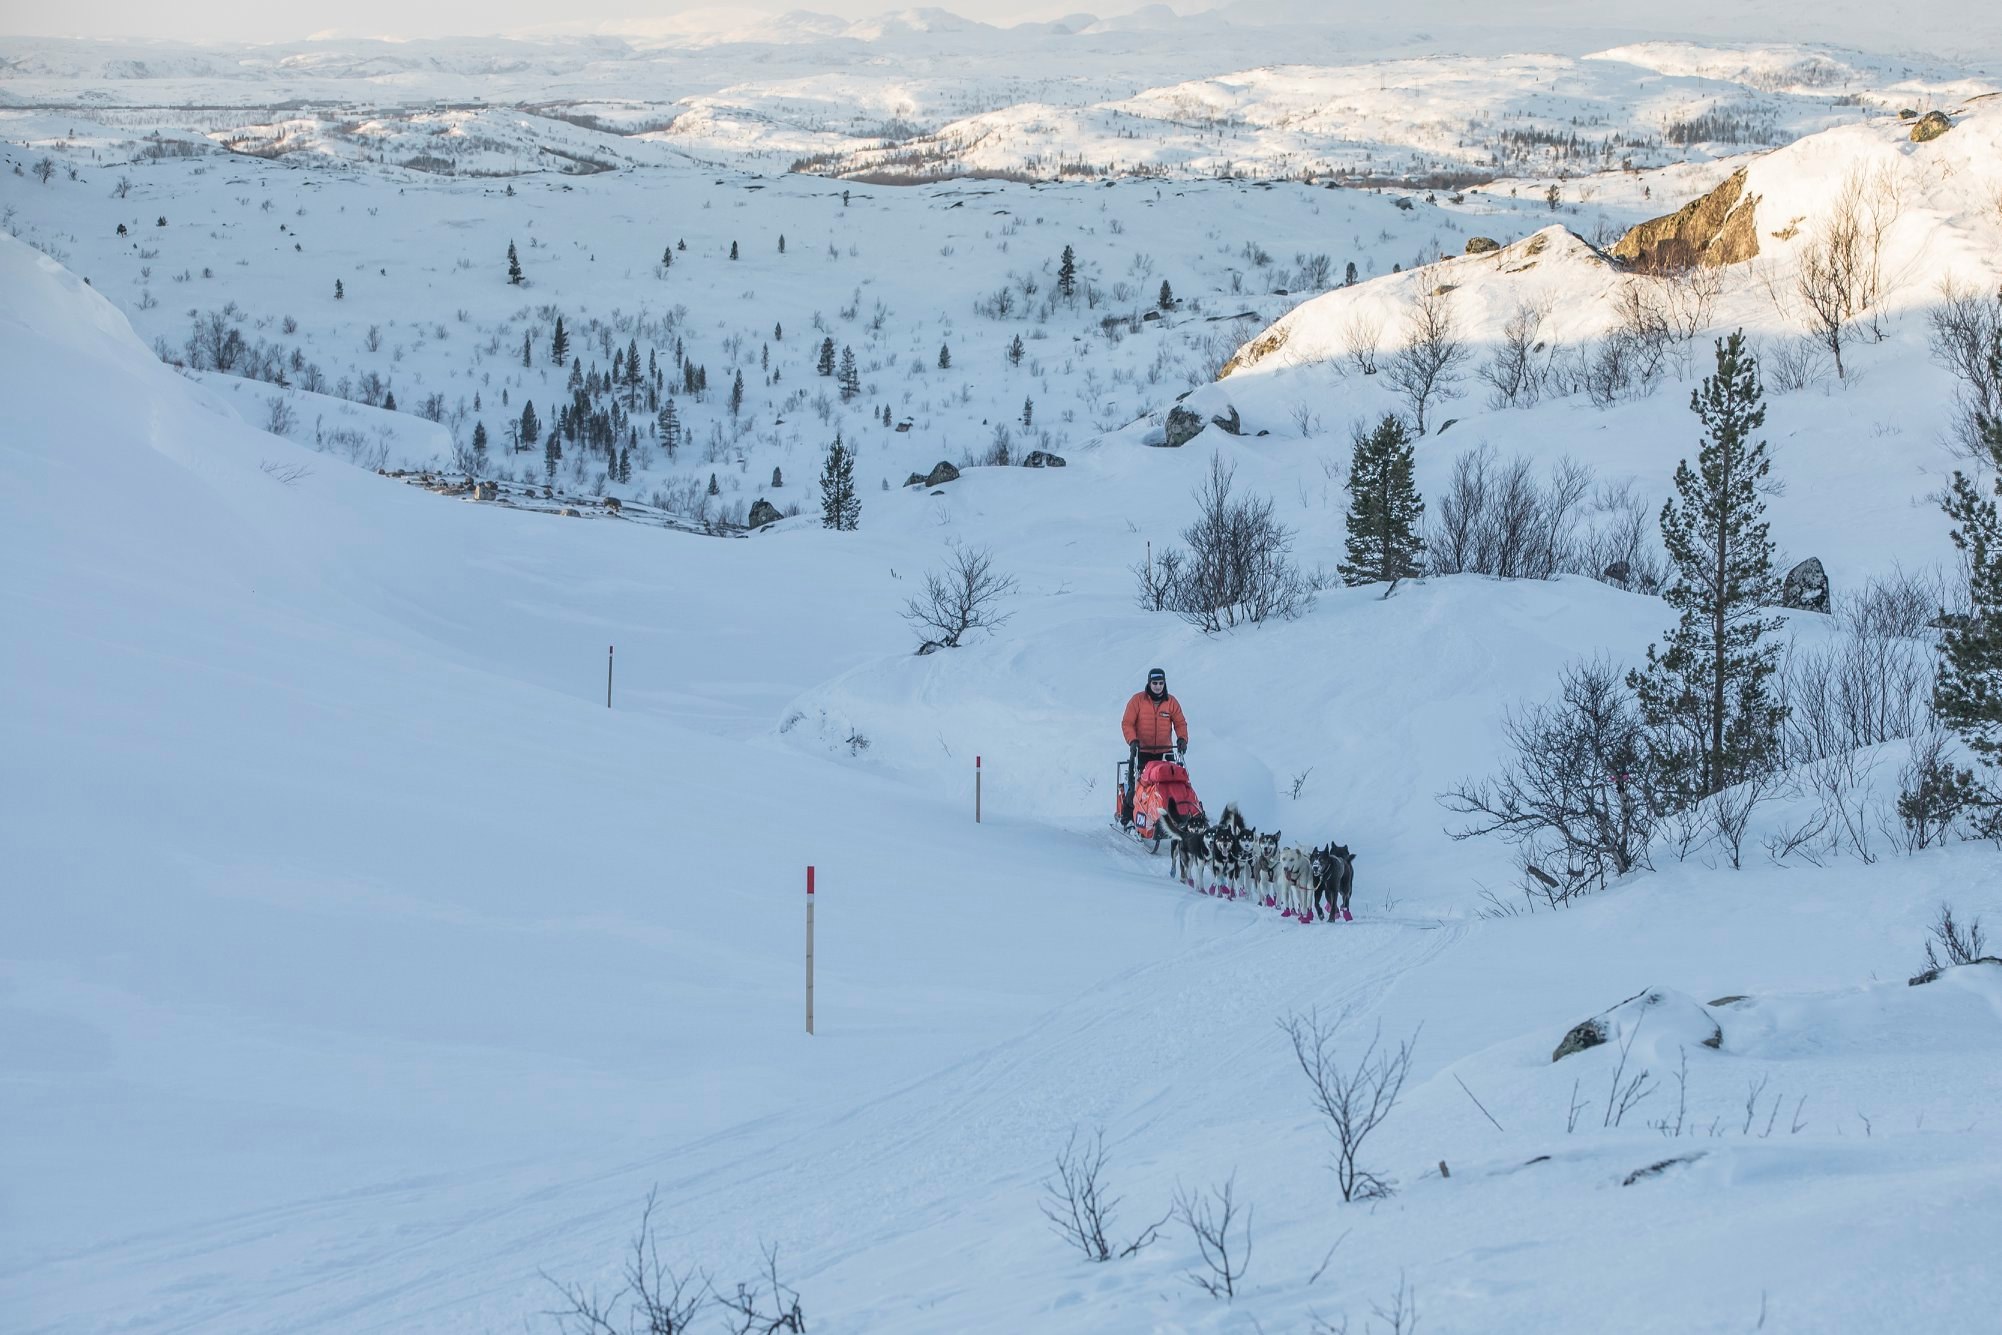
[{"xmin": 1147, "ymin": 667, "xmax": 1166, "ymax": 684}]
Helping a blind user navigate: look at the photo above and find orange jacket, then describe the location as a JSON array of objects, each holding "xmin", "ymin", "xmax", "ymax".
[{"xmin": 1122, "ymin": 689, "xmax": 1188, "ymax": 752}]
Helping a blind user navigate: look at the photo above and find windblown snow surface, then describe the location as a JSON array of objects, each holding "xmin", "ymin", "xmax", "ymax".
[{"xmin": 6, "ymin": 94, "xmax": 2002, "ymax": 1335}]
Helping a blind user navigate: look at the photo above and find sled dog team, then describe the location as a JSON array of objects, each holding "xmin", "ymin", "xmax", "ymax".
[
  {"xmin": 1166, "ymin": 802, "xmax": 1355, "ymax": 923},
  {"xmin": 1124, "ymin": 667, "xmax": 1355, "ymax": 922}
]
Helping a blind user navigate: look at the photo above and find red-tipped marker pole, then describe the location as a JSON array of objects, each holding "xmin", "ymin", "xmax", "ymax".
[{"xmin": 805, "ymin": 866, "xmax": 815, "ymax": 1036}]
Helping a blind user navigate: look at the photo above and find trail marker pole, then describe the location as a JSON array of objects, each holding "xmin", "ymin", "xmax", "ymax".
[
  {"xmin": 805, "ymin": 866, "xmax": 816, "ymax": 1036},
  {"xmin": 975, "ymin": 755, "xmax": 982, "ymax": 823},
  {"xmin": 606, "ymin": 645, "xmax": 614, "ymax": 708}
]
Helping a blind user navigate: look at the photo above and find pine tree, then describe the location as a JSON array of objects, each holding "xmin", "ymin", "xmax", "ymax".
[
  {"xmin": 708, "ymin": 472, "xmax": 720, "ymax": 497},
  {"xmin": 938, "ymin": 342, "xmax": 952, "ymax": 370},
  {"xmin": 657, "ymin": 398, "xmax": 680, "ymax": 457},
  {"xmin": 334, "ymin": 279, "xmax": 344, "ymax": 300},
  {"xmin": 817, "ymin": 337, "xmax": 836, "ymax": 377},
  {"xmin": 617, "ymin": 446, "xmax": 630, "ymax": 485},
  {"xmin": 1157, "ymin": 279, "xmax": 1175, "ymax": 312},
  {"xmin": 772, "ymin": 465, "xmax": 784, "ymax": 488},
  {"xmin": 623, "ymin": 337, "xmax": 643, "ymax": 408},
  {"xmin": 838, "ymin": 346, "xmax": 860, "ymax": 402},
  {"xmin": 550, "ymin": 315, "xmax": 568, "ymax": 365},
  {"xmin": 1021, "ymin": 395, "xmax": 1034, "ymax": 427},
  {"xmin": 730, "ymin": 369, "xmax": 745, "ymax": 417},
  {"xmin": 1008, "ymin": 334, "xmax": 1024, "ymax": 367},
  {"xmin": 1338, "ymin": 414, "xmax": 1425, "ymax": 587},
  {"xmin": 568, "ymin": 356, "xmax": 584, "ymax": 391},
  {"xmin": 507, "ymin": 240, "xmax": 523, "ymax": 286},
  {"xmin": 773, "ymin": 321, "xmax": 783, "ymax": 341},
  {"xmin": 519, "ymin": 400, "xmax": 540, "ymax": 451},
  {"xmin": 778, "ymin": 234, "xmax": 786, "ymax": 254},
  {"xmin": 661, "ymin": 245, "xmax": 672, "ymax": 269},
  {"xmin": 545, "ymin": 429, "xmax": 560, "ymax": 480},
  {"xmin": 383, "ymin": 390, "xmax": 397, "ymax": 412},
  {"xmin": 729, "ymin": 240, "xmax": 739, "ymax": 260},
  {"xmin": 1344, "ymin": 261, "xmax": 1358, "ymax": 286},
  {"xmin": 1629, "ymin": 332, "xmax": 1787, "ymax": 802},
  {"xmin": 1057, "ymin": 244, "xmax": 1078, "ymax": 299},
  {"xmin": 472, "ymin": 420, "xmax": 488, "ymax": 459},
  {"xmin": 1935, "ymin": 349, "xmax": 2002, "ymax": 784},
  {"xmin": 521, "ymin": 331, "xmax": 532, "ymax": 367},
  {"xmin": 819, "ymin": 432, "xmax": 861, "ymax": 531}
]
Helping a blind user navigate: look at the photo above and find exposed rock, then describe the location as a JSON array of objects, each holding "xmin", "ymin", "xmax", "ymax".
[
  {"xmin": 560, "ymin": 507, "xmax": 582, "ymax": 518},
  {"xmin": 1023, "ymin": 450, "xmax": 1067, "ymax": 468},
  {"xmin": 1220, "ymin": 325, "xmax": 1286, "ymax": 378},
  {"xmin": 1553, "ymin": 987, "xmax": 1722, "ymax": 1061},
  {"xmin": 473, "ymin": 480, "xmax": 499, "ymax": 501},
  {"xmin": 923, "ymin": 460, "xmax": 960, "ymax": 487},
  {"xmin": 1603, "ymin": 559, "xmax": 1632, "ymax": 586},
  {"xmin": 1910, "ymin": 110, "xmax": 1953, "ymax": 143},
  {"xmin": 1164, "ymin": 404, "xmax": 1206, "ymax": 447},
  {"xmin": 1611, "ymin": 166, "xmax": 1761, "ymax": 269},
  {"xmin": 1464, "ymin": 236, "xmax": 1501, "ymax": 255},
  {"xmin": 603, "ymin": 496, "xmax": 622, "ymax": 515},
  {"xmin": 1781, "ymin": 557, "xmax": 1831, "ymax": 614},
  {"xmin": 895, "ymin": 420, "xmax": 912, "ymax": 432},
  {"xmin": 1707, "ymin": 995, "xmax": 1751, "ymax": 1008},
  {"xmin": 748, "ymin": 498, "xmax": 783, "ymax": 529},
  {"xmin": 1210, "ymin": 405, "xmax": 1243, "ymax": 436},
  {"xmin": 1623, "ymin": 1153, "xmax": 1705, "ymax": 1186},
  {"xmin": 1552, "ymin": 1016, "xmax": 1609, "ymax": 1062},
  {"xmin": 904, "ymin": 471, "xmax": 926, "ymax": 487}
]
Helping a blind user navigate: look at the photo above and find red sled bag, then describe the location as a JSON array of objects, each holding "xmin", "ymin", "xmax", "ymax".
[{"xmin": 1133, "ymin": 760, "xmax": 1204, "ymax": 839}]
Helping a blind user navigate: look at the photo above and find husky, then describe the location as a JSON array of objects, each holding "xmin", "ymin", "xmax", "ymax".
[
  {"xmin": 1251, "ymin": 830, "xmax": 1281, "ymax": 907},
  {"xmin": 1278, "ymin": 844, "xmax": 1315, "ymax": 919},
  {"xmin": 1310, "ymin": 843, "xmax": 1356, "ymax": 922},
  {"xmin": 1161, "ymin": 811, "xmax": 1211, "ymax": 889}
]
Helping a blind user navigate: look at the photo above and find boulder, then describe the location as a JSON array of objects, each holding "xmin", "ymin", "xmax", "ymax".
[
  {"xmin": 1164, "ymin": 404, "xmax": 1206, "ymax": 447},
  {"xmin": 1910, "ymin": 110, "xmax": 1953, "ymax": 143},
  {"xmin": 560, "ymin": 507, "xmax": 582, "ymax": 518},
  {"xmin": 1023, "ymin": 451, "xmax": 1067, "ymax": 468},
  {"xmin": 1603, "ymin": 559, "xmax": 1632, "ymax": 586},
  {"xmin": 1210, "ymin": 405, "xmax": 1244, "ymax": 436},
  {"xmin": 904, "ymin": 472, "xmax": 926, "ymax": 487},
  {"xmin": 1464, "ymin": 236, "xmax": 1501, "ymax": 255},
  {"xmin": 603, "ymin": 496, "xmax": 622, "ymax": 515},
  {"xmin": 923, "ymin": 460, "xmax": 960, "ymax": 487},
  {"xmin": 1552, "ymin": 987, "xmax": 1722, "ymax": 1062},
  {"xmin": 473, "ymin": 480, "xmax": 499, "ymax": 501},
  {"xmin": 1611, "ymin": 165, "xmax": 1761, "ymax": 269},
  {"xmin": 1781, "ymin": 557, "xmax": 1830, "ymax": 614},
  {"xmin": 748, "ymin": 498, "xmax": 783, "ymax": 529}
]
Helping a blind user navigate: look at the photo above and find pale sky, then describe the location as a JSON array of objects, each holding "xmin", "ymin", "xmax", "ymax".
[{"xmin": 0, "ymin": 0, "xmax": 1121, "ymax": 43}]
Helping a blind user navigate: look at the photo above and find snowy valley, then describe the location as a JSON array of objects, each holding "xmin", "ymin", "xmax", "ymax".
[{"xmin": 5, "ymin": 12, "xmax": 2002, "ymax": 1335}]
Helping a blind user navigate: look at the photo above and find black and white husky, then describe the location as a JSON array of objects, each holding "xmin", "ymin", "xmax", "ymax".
[{"xmin": 1310, "ymin": 843, "xmax": 1356, "ymax": 922}]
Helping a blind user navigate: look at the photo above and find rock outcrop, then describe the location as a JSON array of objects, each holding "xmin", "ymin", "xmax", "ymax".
[
  {"xmin": 1464, "ymin": 236, "xmax": 1501, "ymax": 255},
  {"xmin": 1910, "ymin": 110, "xmax": 1953, "ymax": 143},
  {"xmin": 1782, "ymin": 557, "xmax": 1831, "ymax": 614},
  {"xmin": 1611, "ymin": 166, "xmax": 1760, "ymax": 269},
  {"xmin": 1023, "ymin": 450, "xmax": 1066, "ymax": 468},
  {"xmin": 1164, "ymin": 404, "xmax": 1206, "ymax": 447},
  {"xmin": 747, "ymin": 498, "xmax": 783, "ymax": 528},
  {"xmin": 923, "ymin": 460, "xmax": 960, "ymax": 487}
]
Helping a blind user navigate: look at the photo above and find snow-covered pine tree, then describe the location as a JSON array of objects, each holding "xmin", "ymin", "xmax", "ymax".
[
  {"xmin": 730, "ymin": 369, "xmax": 745, "ymax": 417},
  {"xmin": 820, "ymin": 433, "xmax": 860, "ymax": 531},
  {"xmin": 1338, "ymin": 414, "xmax": 1425, "ymax": 588},
  {"xmin": 1057, "ymin": 244, "xmax": 1078, "ymax": 299},
  {"xmin": 1629, "ymin": 332, "xmax": 1787, "ymax": 802},
  {"xmin": 729, "ymin": 240, "xmax": 739, "ymax": 260},
  {"xmin": 1935, "ymin": 348, "xmax": 2002, "ymax": 797},
  {"xmin": 472, "ymin": 421, "xmax": 487, "ymax": 459},
  {"xmin": 938, "ymin": 342, "xmax": 951, "ymax": 370},
  {"xmin": 838, "ymin": 346, "xmax": 860, "ymax": 402},
  {"xmin": 772, "ymin": 466, "xmax": 784, "ymax": 488},
  {"xmin": 519, "ymin": 400, "xmax": 540, "ymax": 451},
  {"xmin": 550, "ymin": 315, "xmax": 568, "ymax": 365},
  {"xmin": 817, "ymin": 337, "xmax": 836, "ymax": 377},
  {"xmin": 507, "ymin": 240, "xmax": 523, "ymax": 286},
  {"xmin": 1021, "ymin": 396, "xmax": 1034, "ymax": 427},
  {"xmin": 334, "ymin": 279, "xmax": 344, "ymax": 300},
  {"xmin": 623, "ymin": 338, "xmax": 643, "ymax": 408},
  {"xmin": 1158, "ymin": 279, "xmax": 1174, "ymax": 312},
  {"xmin": 1008, "ymin": 334, "xmax": 1024, "ymax": 367}
]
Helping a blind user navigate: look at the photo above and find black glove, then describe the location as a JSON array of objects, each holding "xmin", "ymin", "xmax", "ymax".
[{"xmin": 1176, "ymin": 738, "xmax": 1188, "ymax": 756}]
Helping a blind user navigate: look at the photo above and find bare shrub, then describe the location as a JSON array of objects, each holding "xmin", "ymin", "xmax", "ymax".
[
  {"xmin": 1039, "ymin": 1127, "xmax": 1168, "ymax": 1262},
  {"xmin": 1921, "ymin": 903, "xmax": 1989, "ymax": 973},
  {"xmin": 1780, "ymin": 625, "xmax": 1933, "ymax": 765},
  {"xmin": 1342, "ymin": 309, "xmax": 1383, "ymax": 376},
  {"xmin": 1281, "ymin": 1011, "xmax": 1416, "ymax": 1203},
  {"xmin": 1761, "ymin": 333, "xmax": 1832, "ymax": 394},
  {"xmin": 1790, "ymin": 167, "xmax": 1899, "ymax": 377},
  {"xmin": 1842, "ymin": 566, "xmax": 1946, "ymax": 640},
  {"xmin": 1428, "ymin": 446, "xmax": 1590, "ymax": 580},
  {"xmin": 1569, "ymin": 480, "xmax": 1669, "ymax": 594},
  {"xmin": 1173, "ymin": 1175, "xmax": 1252, "ymax": 1300},
  {"xmin": 1153, "ymin": 454, "xmax": 1309, "ymax": 632},
  {"xmin": 715, "ymin": 1246, "xmax": 805, "ymax": 1335},
  {"xmin": 1383, "ymin": 291, "xmax": 1469, "ymax": 433},
  {"xmin": 1443, "ymin": 657, "xmax": 1657, "ymax": 902},
  {"xmin": 264, "ymin": 394, "xmax": 297, "ymax": 437},
  {"xmin": 902, "ymin": 544, "xmax": 1018, "ymax": 651},
  {"xmin": 543, "ymin": 1189, "xmax": 708, "ymax": 1335},
  {"xmin": 1654, "ymin": 264, "xmax": 1724, "ymax": 340},
  {"xmin": 1927, "ymin": 279, "xmax": 2002, "ymax": 456},
  {"xmin": 1479, "ymin": 299, "xmax": 1549, "ymax": 408}
]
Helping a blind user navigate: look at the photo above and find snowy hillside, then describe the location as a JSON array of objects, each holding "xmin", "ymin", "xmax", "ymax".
[{"xmin": 6, "ymin": 27, "xmax": 2002, "ymax": 1335}]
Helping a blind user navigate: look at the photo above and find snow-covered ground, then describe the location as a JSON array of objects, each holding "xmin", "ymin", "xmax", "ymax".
[{"xmin": 5, "ymin": 27, "xmax": 2002, "ymax": 1335}]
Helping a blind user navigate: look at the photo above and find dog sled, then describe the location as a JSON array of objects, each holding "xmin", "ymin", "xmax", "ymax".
[{"xmin": 1115, "ymin": 750, "xmax": 1205, "ymax": 848}]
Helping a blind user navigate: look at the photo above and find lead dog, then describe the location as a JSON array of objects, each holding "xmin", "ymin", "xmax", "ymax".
[{"xmin": 1310, "ymin": 843, "xmax": 1355, "ymax": 922}]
